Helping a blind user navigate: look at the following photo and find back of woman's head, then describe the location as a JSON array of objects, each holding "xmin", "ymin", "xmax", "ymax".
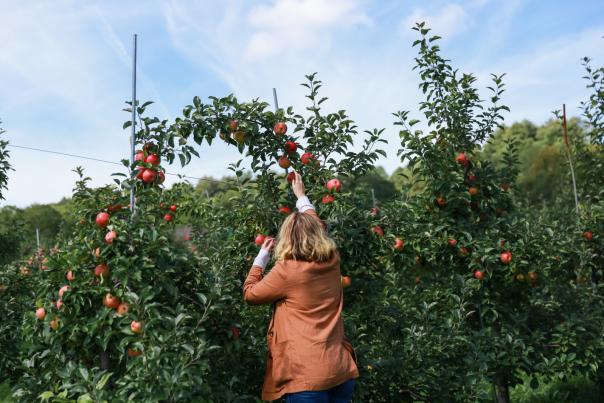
[{"xmin": 274, "ymin": 212, "xmax": 337, "ymax": 262}]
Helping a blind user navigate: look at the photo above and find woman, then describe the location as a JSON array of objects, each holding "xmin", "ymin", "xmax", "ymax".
[{"xmin": 243, "ymin": 172, "xmax": 359, "ymax": 402}]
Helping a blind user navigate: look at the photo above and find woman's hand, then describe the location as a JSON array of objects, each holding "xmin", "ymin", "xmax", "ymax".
[
  {"xmin": 261, "ymin": 237, "xmax": 275, "ymax": 253},
  {"xmin": 292, "ymin": 171, "xmax": 306, "ymax": 199}
]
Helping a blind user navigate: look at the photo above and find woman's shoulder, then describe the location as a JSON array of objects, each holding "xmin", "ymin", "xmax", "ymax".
[{"xmin": 280, "ymin": 250, "xmax": 340, "ymax": 268}]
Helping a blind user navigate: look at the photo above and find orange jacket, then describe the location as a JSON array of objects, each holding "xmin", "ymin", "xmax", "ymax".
[{"xmin": 243, "ymin": 212, "xmax": 359, "ymax": 401}]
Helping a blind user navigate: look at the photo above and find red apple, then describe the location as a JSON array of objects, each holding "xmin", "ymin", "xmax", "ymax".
[
  {"xmin": 157, "ymin": 171, "xmax": 166, "ymax": 184},
  {"xmin": 341, "ymin": 276, "xmax": 351, "ymax": 288},
  {"xmin": 286, "ymin": 172, "xmax": 296, "ymax": 183},
  {"xmin": 142, "ymin": 169, "xmax": 156, "ymax": 184},
  {"xmin": 467, "ymin": 174, "xmax": 477, "ymax": 182},
  {"xmin": 255, "ymin": 234, "xmax": 266, "ymax": 246},
  {"xmin": 500, "ymin": 251, "xmax": 512, "ymax": 265},
  {"xmin": 35, "ymin": 307, "xmax": 46, "ymax": 320},
  {"xmin": 164, "ymin": 213, "xmax": 173, "ymax": 222},
  {"xmin": 456, "ymin": 152, "xmax": 469, "ymax": 166},
  {"xmin": 468, "ymin": 187, "xmax": 479, "ymax": 196},
  {"xmin": 394, "ymin": 238, "xmax": 404, "ymax": 250},
  {"xmin": 95, "ymin": 212, "xmax": 110, "ymax": 228},
  {"xmin": 583, "ymin": 231, "xmax": 593, "ymax": 241},
  {"xmin": 474, "ymin": 270, "xmax": 484, "ymax": 280},
  {"xmin": 278, "ymin": 156, "xmax": 291, "ymax": 169},
  {"xmin": 322, "ymin": 195, "xmax": 335, "ymax": 204},
  {"xmin": 284, "ymin": 141, "xmax": 297, "ymax": 153},
  {"xmin": 145, "ymin": 154, "xmax": 160, "ymax": 166},
  {"xmin": 372, "ymin": 226, "xmax": 384, "ymax": 237},
  {"xmin": 228, "ymin": 119, "xmax": 238, "ymax": 131},
  {"xmin": 231, "ymin": 326, "xmax": 240, "ymax": 340},
  {"xmin": 131, "ymin": 320, "xmax": 143, "ymax": 334},
  {"xmin": 55, "ymin": 299, "xmax": 63, "ymax": 310},
  {"xmin": 66, "ymin": 271, "xmax": 74, "ymax": 281},
  {"xmin": 448, "ymin": 239, "xmax": 457, "ymax": 247},
  {"xmin": 435, "ymin": 196, "xmax": 447, "ymax": 207},
  {"xmin": 135, "ymin": 167, "xmax": 146, "ymax": 180},
  {"xmin": 134, "ymin": 150, "xmax": 145, "ymax": 162},
  {"xmin": 170, "ymin": 204, "xmax": 177, "ymax": 212},
  {"xmin": 326, "ymin": 178, "xmax": 342, "ymax": 193},
  {"xmin": 117, "ymin": 302, "xmax": 129, "ymax": 316},
  {"xmin": 107, "ymin": 203, "xmax": 123, "ymax": 213},
  {"xmin": 104, "ymin": 230, "xmax": 117, "ymax": 244},
  {"xmin": 127, "ymin": 348, "xmax": 142, "ymax": 357},
  {"xmin": 459, "ymin": 246, "xmax": 470, "ymax": 256},
  {"xmin": 301, "ymin": 152, "xmax": 315, "ymax": 165},
  {"xmin": 278, "ymin": 206, "xmax": 291, "ymax": 214},
  {"xmin": 58, "ymin": 285, "xmax": 69, "ymax": 298},
  {"xmin": 103, "ymin": 293, "xmax": 120, "ymax": 309},
  {"xmin": 274, "ymin": 122, "xmax": 288, "ymax": 135},
  {"xmin": 95, "ymin": 263, "xmax": 110, "ymax": 278}
]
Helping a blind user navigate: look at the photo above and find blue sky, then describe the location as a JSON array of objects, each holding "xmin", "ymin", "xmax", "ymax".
[{"xmin": 1, "ymin": 0, "xmax": 603, "ymax": 207}]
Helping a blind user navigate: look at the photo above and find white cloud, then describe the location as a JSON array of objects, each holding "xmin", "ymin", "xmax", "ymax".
[
  {"xmin": 402, "ymin": 4, "xmax": 471, "ymax": 39},
  {"xmin": 245, "ymin": 0, "xmax": 371, "ymax": 59}
]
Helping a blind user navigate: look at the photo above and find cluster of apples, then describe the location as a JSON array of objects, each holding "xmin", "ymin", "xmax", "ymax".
[
  {"xmin": 367, "ymin": 208, "xmax": 404, "ymax": 251},
  {"xmin": 370, "ymin": 223, "xmax": 405, "ymax": 252},
  {"xmin": 276, "ymin": 123, "xmax": 322, "ymax": 173},
  {"xmin": 160, "ymin": 202, "xmax": 178, "ymax": 222},
  {"xmin": 96, "ymin": 211, "xmax": 118, "ymax": 245},
  {"xmin": 134, "ymin": 143, "xmax": 165, "ymax": 185},
  {"xmin": 19, "ymin": 248, "xmax": 52, "ymax": 275}
]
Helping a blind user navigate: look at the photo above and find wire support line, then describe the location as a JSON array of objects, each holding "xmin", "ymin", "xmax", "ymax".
[{"xmin": 7, "ymin": 143, "xmax": 222, "ymax": 183}]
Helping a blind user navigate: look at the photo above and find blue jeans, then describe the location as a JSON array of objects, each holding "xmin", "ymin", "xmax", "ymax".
[{"xmin": 284, "ymin": 379, "xmax": 356, "ymax": 403}]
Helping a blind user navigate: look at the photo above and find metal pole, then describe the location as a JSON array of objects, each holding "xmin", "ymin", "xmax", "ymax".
[
  {"xmin": 273, "ymin": 87, "xmax": 289, "ymax": 179},
  {"xmin": 36, "ymin": 228, "xmax": 40, "ymax": 250},
  {"xmin": 130, "ymin": 34, "xmax": 138, "ymax": 214},
  {"xmin": 562, "ymin": 104, "xmax": 580, "ymax": 218},
  {"xmin": 272, "ymin": 88, "xmax": 279, "ymax": 111}
]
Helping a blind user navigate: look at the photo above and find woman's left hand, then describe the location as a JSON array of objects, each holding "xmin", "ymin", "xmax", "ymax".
[{"xmin": 261, "ymin": 237, "xmax": 276, "ymax": 253}]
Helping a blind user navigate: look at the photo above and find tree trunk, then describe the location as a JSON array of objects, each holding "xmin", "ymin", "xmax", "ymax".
[
  {"xmin": 100, "ymin": 350, "xmax": 110, "ymax": 371},
  {"xmin": 597, "ymin": 369, "xmax": 604, "ymax": 398},
  {"xmin": 494, "ymin": 380, "xmax": 510, "ymax": 403}
]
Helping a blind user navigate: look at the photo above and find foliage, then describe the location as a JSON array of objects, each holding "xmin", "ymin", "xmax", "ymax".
[
  {"xmin": 511, "ymin": 373, "xmax": 603, "ymax": 403},
  {"xmin": 0, "ymin": 262, "xmax": 36, "ymax": 383},
  {"xmin": 0, "ymin": 120, "xmax": 12, "ymax": 201}
]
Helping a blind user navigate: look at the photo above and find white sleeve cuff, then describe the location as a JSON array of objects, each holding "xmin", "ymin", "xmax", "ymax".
[
  {"xmin": 296, "ymin": 196, "xmax": 315, "ymax": 213},
  {"xmin": 253, "ymin": 248, "xmax": 270, "ymax": 270}
]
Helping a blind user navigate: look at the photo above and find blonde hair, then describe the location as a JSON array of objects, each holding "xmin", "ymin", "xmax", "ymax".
[{"xmin": 274, "ymin": 212, "xmax": 337, "ymax": 262}]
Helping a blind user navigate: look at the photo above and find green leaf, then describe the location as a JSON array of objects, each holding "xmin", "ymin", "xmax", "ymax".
[
  {"xmin": 77, "ymin": 394, "xmax": 94, "ymax": 403},
  {"xmin": 39, "ymin": 391, "xmax": 54, "ymax": 401},
  {"xmin": 96, "ymin": 373, "xmax": 112, "ymax": 390},
  {"xmin": 79, "ymin": 367, "xmax": 89, "ymax": 381}
]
